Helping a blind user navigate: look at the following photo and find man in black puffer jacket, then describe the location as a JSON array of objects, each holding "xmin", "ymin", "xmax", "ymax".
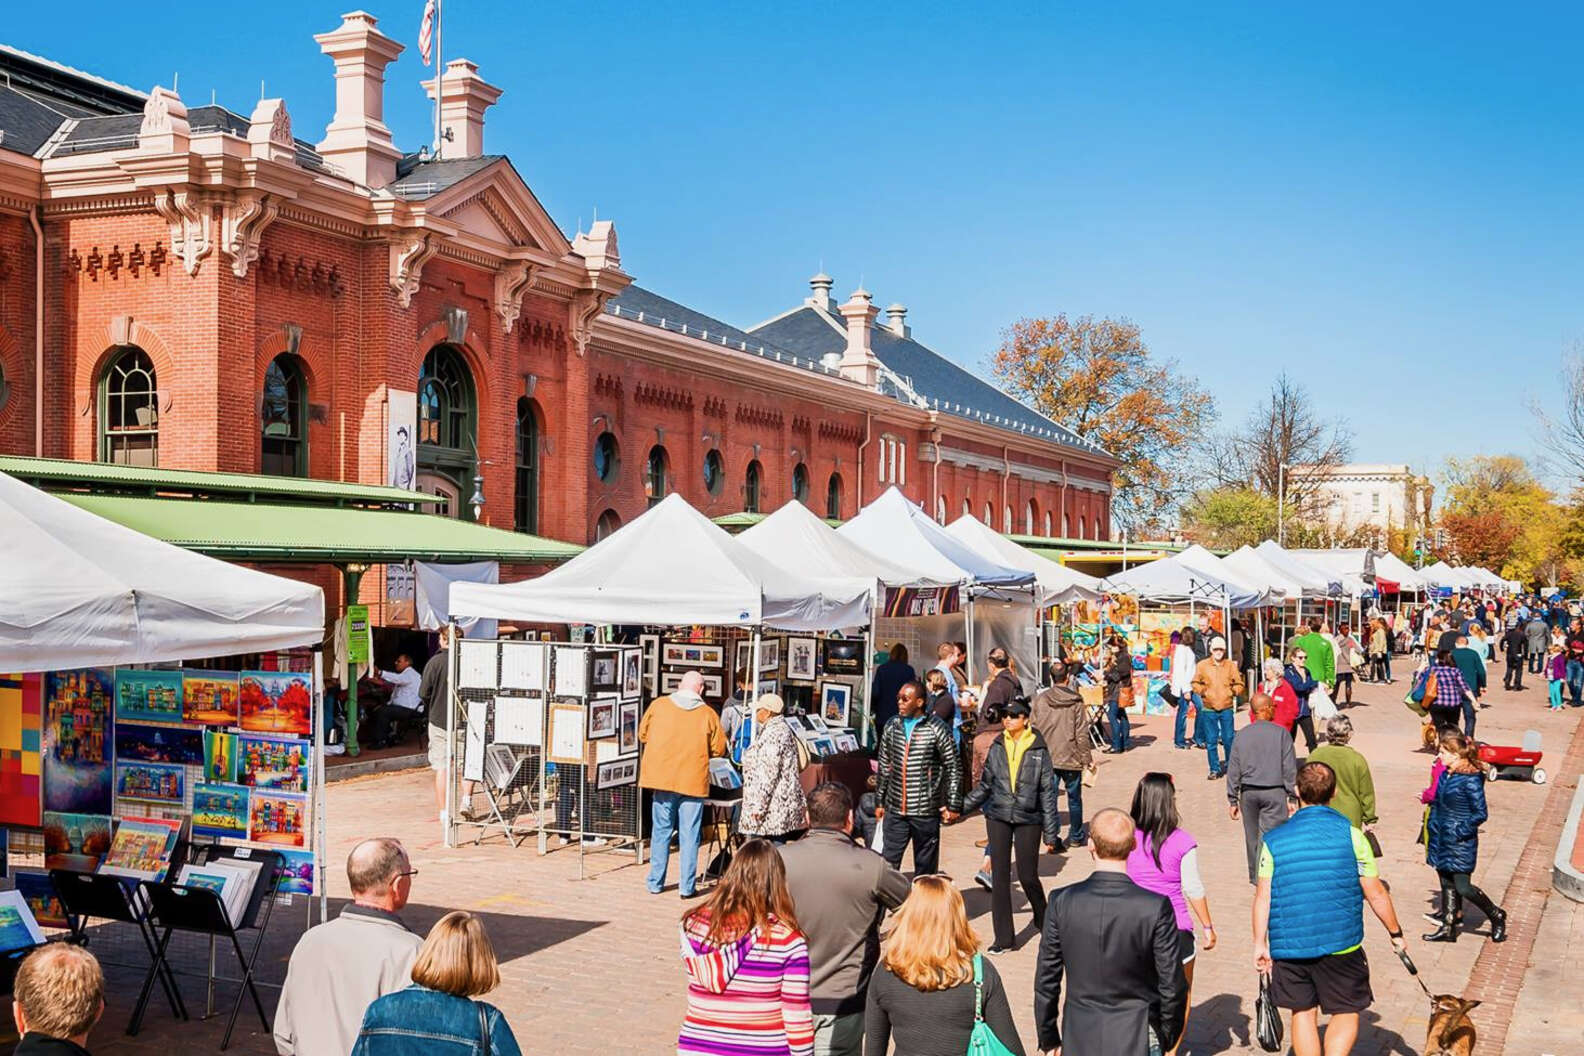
[
  {"xmin": 962, "ymin": 697, "xmax": 1061, "ymax": 953},
  {"xmin": 875, "ymin": 682, "xmax": 962, "ymax": 877}
]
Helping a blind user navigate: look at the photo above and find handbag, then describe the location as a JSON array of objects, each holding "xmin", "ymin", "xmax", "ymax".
[
  {"xmin": 1348, "ymin": 647, "xmax": 1366, "ymax": 668},
  {"xmin": 967, "ymin": 954, "xmax": 1018, "ymax": 1056},
  {"xmin": 478, "ymin": 1003, "xmax": 492, "ymax": 1056},
  {"xmin": 1254, "ymin": 973, "xmax": 1284, "ymax": 1052}
]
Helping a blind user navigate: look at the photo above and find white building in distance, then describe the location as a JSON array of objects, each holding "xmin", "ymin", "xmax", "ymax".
[{"xmin": 1296, "ymin": 463, "xmax": 1427, "ymax": 544}]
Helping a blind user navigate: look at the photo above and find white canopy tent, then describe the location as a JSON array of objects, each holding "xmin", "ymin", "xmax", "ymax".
[
  {"xmin": 1371, "ymin": 551, "xmax": 1428, "ymax": 594},
  {"xmin": 1103, "ymin": 553, "xmax": 1267, "ymax": 610},
  {"xmin": 943, "ymin": 515, "xmax": 1102, "ymax": 604},
  {"xmin": 450, "ymin": 493, "xmax": 872, "ymax": 631},
  {"xmin": 838, "ymin": 487, "xmax": 1035, "ymax": 590},
  {"xmin": 739, "ymin": 501, "xmax": 949, "ymax": 590},
  {"xmin": 1290, "ymin": 548, "xmax": 1377, "ymax": 600},
  {"xmin": 1222, "ymin": 546, "xmax": 1302, "ymax": 602},
  {"xmin": 1176, "ymin": 544, "xmax": 1282, "ymax": 606},
  {"xmin": 0, "ymin": 469, "xmax": 325, "ymax": 670},
  {"xmin": 1421, "ymin": 561, "xmax": 1480, "ymax": 591},
  {"xmin": 1253, "ymin": 541, "xmax": 1343, "ymax": 598}
]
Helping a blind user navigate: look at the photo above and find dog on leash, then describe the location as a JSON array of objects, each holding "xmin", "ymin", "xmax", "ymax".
[{"xmin": 1424, "ymin": 995, "xmax": 1479, "ymax": 1055}]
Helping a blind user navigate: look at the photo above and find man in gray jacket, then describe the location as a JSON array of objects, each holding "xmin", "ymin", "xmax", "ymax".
[
  {"xmin": 779, "ymin": 783, "xmax": 911, "ymax": 1056},
  {"xmin": 275, "ymin": 838, "xmax": 423, "ymax": 1056},
  {"xmin": 1225, "ymin": 693, "xmax": 1297, "ymax": 885}
]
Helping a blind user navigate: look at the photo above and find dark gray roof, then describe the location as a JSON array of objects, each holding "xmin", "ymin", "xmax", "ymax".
[
  {"xmin": 390, "ymin": 155, "xmax": 504, "ymax": 198},
  {"xmin": 0, "ymin": 85, "xmax": 68, "ymax": 155},
  {"xmin": 51, "ymin": 113, "xmax": 141, "ymax": 156},
  {"xmin": 605, "ymin": 286, "xmax": 846, "ymax": 377},
  {"xmin": 0, "ymin": 44, "xmax": 143, "ymax": 119}
]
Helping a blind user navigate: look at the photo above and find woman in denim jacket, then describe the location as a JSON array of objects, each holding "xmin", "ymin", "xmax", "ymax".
[{"xmin": 353, "ymin": 911, "xmax": 522, "ymax": 1056}]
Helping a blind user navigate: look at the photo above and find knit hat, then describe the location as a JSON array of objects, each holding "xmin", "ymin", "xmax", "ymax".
[{"xmin": 755, "ymin": 693, "xmax": 785, "ymax": 714}]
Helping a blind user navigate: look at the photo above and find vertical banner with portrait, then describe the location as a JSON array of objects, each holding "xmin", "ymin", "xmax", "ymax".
[{"xmin": 387, "ymin": 388, "xmax": 418, "ymax": 492}]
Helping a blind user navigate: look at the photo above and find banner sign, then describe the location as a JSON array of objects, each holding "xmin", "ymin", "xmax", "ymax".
[
  {"xmin": 882, "ymin": 586, "xmax": 961, "ymax": 619},
  {"xmin": 346, "ymin": 605, "xmax": 371, "ymax": 665}
]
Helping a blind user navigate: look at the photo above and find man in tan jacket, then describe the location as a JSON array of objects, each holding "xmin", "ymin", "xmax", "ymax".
[
  {"xmin": 1192, "ymin": 636, "xmax": 1246, "ymax": 781},
  {"xmin": 640, "ymin": 670, "xmax": 726, "ymax": 898}
]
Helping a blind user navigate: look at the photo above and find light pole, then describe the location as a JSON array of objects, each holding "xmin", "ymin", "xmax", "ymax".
[{"xmin": 1277, "ymin": 461, "xmax": 1291, "ymax": 547}]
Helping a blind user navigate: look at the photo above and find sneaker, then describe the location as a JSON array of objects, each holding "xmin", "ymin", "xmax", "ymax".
[
  {"xmin": 1067, "ymin": 831, "xmax": 1088, "ymax": 848},
  {"xmin": 986, "ymin": 944, "xmax": 1012, "ymax": 956},
  {"xmin": 680, "ymin": 889, "xmax": 707, "ymax": 901},
  {"xmin": 974, "ymin": 870, "xmax": 993, "ymax": 891}
]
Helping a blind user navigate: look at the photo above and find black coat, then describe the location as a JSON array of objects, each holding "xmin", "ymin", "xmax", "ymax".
[
  {"xmin": 1033, "ymin": 871, "xmax": 1187, "ymax": 1055},
  {"xmin": 961, "ymin": 730, "xmax": 1061, "ymax": 845}
]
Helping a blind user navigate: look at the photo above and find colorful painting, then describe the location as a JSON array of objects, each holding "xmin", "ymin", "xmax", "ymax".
[
  {"xmin": 42, "ymin": 669, "xmax": 114, "ymax": 815},
  {"xmin": 114, "ymin": 760, "xmax": 186, "ymax": 804},
  {"xmin": 114, "ymin": 669, "xmax": 184, "ymax": 725},
  {"xmin": 100, "ymin": 817, "xmax": 183, "ymax": 882},
  {"xmin": 0, "ymin": 673, "xmax": 44, "ymax": 827},
  {"xmin": 42, "ymin": 811, "xmax": 112, "ymax": 872},
  {"xmin": 192, "ymin": 783, "xmax": 250, "ymax": 840},
  {"xmin": 0, "ymin": 897, "xmax": 43, "ymax": 954},
  {"xmin": 277, "ymin": 849, "xmax": 315, "ymax": 895},
  {"xmin": 115, "ymin": 722, "xmax": 204, "ymax": 766},
  {"xmin": 248, "ymin": 790, "xmax": 307, "ymax": 847},
  {"xmin": 183, "ymin": 671, "xmax": 240, "ymax": 726},
  {"xmin": 239, "ymin": 672, "xmax": 312, "ymax": 736},
  {"xmin": 204, "ymin": 730, "xmax": 239, "ymax": 784},
  {"xmin": 237, "ymin": 734, "xmax": 310, "ymax": 793},
  {"xmin": 12, "ymin": 871, "xmax": 67, "ymax": 929}
]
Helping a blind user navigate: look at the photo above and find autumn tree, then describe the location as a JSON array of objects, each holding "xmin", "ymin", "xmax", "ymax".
[
  {"xmin": 1532, "ymin": 349, "xmax": 1584, "ymax": 481},
  {"xmin": 1203, "ymin": 373, "xmax": 1353, "ymax": 517},
  {"xmin": 990, "ymin": 315, "xmax": 1215, "ymax": 530},
  {"xmin": 1439, "ymin": 454, "xmax": 1562, "ymax": 582},
  {"xmin": 1439, "ymin": 510, "xmax": 1523, "ymax": 572}
]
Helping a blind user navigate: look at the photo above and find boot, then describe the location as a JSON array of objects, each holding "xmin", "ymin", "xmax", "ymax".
[
  {"xmin": 1489, "ymin": 906, "xmax": 1507, "ymax": 943},
  {"xmin": 1424, "ymin": 889, "xmax": 1462, "ymax": 942}
]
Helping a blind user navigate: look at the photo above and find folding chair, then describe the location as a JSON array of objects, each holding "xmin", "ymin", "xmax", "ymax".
[
  {"xmin": 136, "ymin": 848, "xmax": 284, "ymax": 1050},
  {"xmin": 473, "ymin": 743, "xmax": 531, "ymax": 847},
  {"xmin": 50, "ymin": 869, "xmax": 187, "ymax": 1031}
]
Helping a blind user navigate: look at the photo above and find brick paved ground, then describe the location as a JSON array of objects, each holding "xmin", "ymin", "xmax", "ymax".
[{"xmin": 78, "ymin": 669, "xmax": 1580, "ymax": 1055}]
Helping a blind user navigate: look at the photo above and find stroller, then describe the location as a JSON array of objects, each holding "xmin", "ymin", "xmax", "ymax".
[{"xmin": 1478, "ymin": 729, "xmax": 1546, "ymax": 784}]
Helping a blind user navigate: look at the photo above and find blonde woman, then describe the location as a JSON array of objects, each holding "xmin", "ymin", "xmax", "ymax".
[
  {"xmin": 864, "ymin": 876, "xmax": 1025, "ymax": 1056},
  {"xmin": 352, "ymin": 910, "xmax": 522, "ymax": 1055}
]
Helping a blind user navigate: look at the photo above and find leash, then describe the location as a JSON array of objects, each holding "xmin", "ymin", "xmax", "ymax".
[{"xmin": 1396, "ymin": 946, "xmax": 1434, "ymax": 999}]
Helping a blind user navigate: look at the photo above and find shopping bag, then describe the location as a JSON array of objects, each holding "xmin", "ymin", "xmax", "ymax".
[
  {"xmin": 1310, "ymin": 685, "xmax": 1337, "ymax": 721},
  {"xmin": 1254, "ymin": 974, "xmax": 1284, "ymax": 1052},
  {"xmin": 1082, "ymin": 762, "xmax": 1097, "ymax": 787}
]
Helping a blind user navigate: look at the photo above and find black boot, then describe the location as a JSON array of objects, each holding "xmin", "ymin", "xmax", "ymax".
[
  {"xmin": 1424, "ymin": 889, "xmax": 1462, "ymax": 942},
  {"xmin": 1490, "ymin": 906, "xmax": 1507, "ymax": 943}
]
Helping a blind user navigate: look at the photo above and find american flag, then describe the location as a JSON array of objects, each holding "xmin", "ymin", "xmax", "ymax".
[{"xmin": 418, "ymin": 0, "xmax": 437, "ymax": 66}]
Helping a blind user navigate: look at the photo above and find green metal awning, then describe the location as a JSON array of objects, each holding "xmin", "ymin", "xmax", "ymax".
[
  {"xmin": 56, "ymin": 492, "xmax": 584, "ymax": 565},
  {"xmin": 0, "ymin": 455, "xmax": 444, "ymax": 508},
  {"xmin": 713, "ymin": 511, "xmax": 842, "ymax": 532}
]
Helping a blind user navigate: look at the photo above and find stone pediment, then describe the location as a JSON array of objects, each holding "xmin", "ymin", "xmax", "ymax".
[{"xmin": 422, "ymin": 160, "xmax": 570, "ymax": 258}]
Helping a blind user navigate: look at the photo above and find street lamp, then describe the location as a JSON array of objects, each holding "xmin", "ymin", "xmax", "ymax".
[
  {"xmin": 1277, "ymin": 462, "xmax": 1291, "ymax": 547},
  {"xmin": 469, "ymin": 470, "xmax": 486, "ymax": 522}
]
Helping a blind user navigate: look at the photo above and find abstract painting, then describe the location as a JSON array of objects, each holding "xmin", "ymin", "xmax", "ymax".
[
  {"xmin": 42, "ymin": 670, "xmax": 114, "ymax": 815},
  {"xmin": 0, "ymin": 674, "xmax": 43, "ymax": 827},
  {"xmin": 248, "ymin": 790, "xmax": 307, "ymax": 847}
]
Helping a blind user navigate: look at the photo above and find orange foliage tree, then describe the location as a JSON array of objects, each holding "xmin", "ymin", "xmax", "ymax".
[{"xmin": 1440, "ymin": 510, "xmax": 1522, "ymax": 572}]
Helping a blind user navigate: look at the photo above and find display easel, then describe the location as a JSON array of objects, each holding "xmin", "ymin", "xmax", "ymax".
[{"xmin": 50, "ymin": 868, "xmax": 187, "ymax": 1031}]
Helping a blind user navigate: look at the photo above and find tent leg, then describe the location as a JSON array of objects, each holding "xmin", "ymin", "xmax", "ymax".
[
  {"xmin": 965, "ymin": 597, "xmax": 977, "ymax": 685},
  {"xmin": 444, "ymin": 620, "xmax": 459, "ymax": 848},
  {"xmin": 749, "ymin": 631, "xmax": 762, "ymax": 745},
  {"xmin": 862, "ymin": 605, "xmax": 878, "ymax": 748}
]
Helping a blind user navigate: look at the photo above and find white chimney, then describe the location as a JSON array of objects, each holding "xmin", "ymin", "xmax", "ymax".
[
  {"xmin": 314, "ymin": 11, "xmax": 404, "ymax": 188},
  {"xmin": 886, "ymin": 302, "xmax": 909, "ymax": 338},
  {"xmin": 423, "ymin": 59, "xmax": 502, "ymax": 160},
  {"xmin": 807, "ymin": 271, "xmax": 834, "ymax": 311},
  {"xmin": 837, "ymin": 287, "xmax": 881, "ymax": 387}
]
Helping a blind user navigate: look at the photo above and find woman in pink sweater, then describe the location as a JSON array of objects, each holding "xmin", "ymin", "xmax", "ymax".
[{"xmin": 678, "ymin": 839, "xmax": 813, "ymax": 1056}]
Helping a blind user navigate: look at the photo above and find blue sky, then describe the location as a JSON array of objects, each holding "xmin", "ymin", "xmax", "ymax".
[{"xmin": 12, "ymin": 1, "xmax": 1580, "ymax": 484}]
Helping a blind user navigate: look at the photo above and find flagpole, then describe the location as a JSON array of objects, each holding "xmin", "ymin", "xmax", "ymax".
[{"xmin": 432, "ymin": 0, "xmax": 443, "ymax": 154}]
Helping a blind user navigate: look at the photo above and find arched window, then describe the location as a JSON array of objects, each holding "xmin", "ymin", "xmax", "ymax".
[
  {"xmin": 416, "ymin": 345, "xmax": 477, "ymax": 518},
  {"xmin": 0, "ymin": 360, "xmax": 9, "ymax": 414},
  {"xmin": 791, "ymin": 463, "xmax": 809, "ymax": 504},
  {"xmin": 1003, "ymin": 505, "xmax": 1012, "ymax": 534},
  {"xmin": 514, "ymin": 398, "xmax": 539, "ymax": 533},
  {"xmin": 593, "ymin": 431, "xmax": 619, "ymax": 482},
  {"xmin": 645, "ymin": 445, "xmax": 670, "ymax": 507},
  {"xmin": 99, "ymin": 346, "xmax": 159, "ymax": 466},
  {"xmin": 936, "ymin": 495, "xmax": 947, "ymax": 523},
  {"xmin": 744, "ymin": 459, "xmax": 763, "ymax": 513},
  {"xmin": 1062, "ymin": 513, "xmax": 1070, "ymax": 537},
  {"xmin": 826, "ymin": 472, "xmax": 843, "ymax": 520},
  {"xmin": 1043, "ymin": 511, "xmax": 1052, "ymax": 537},
  {"xmin": 1079, "ymin": 514, "xmax": 1087, "ymax": 539},
  {"xmin": 876, "ymin": 434, "xmax": 907, "ymax": 486},
  {"xmin": 594, "ymin": 508, "xmax": 622, "ymax": 541},
  {"xmin": 261, "ymin": 355, "xmax": 306, "ymax": 477},
  {"xmin": 1025, "ymin": 499, "xmax": 1038, "ymax": 536},
  {"xmin": 962, "ymin": 498, "xmax": 972, "ymax": 518},
  {"xmin": 703, "ymin": 449, "xmax": 724, "ymax": 496},
  {"xmin": 983, "ymin": 502, "xmax": 993, "ymax": 526}
]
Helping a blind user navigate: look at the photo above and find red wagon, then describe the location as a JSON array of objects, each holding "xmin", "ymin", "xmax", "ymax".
[{"xmin": 1478, "ymin": 730, "xmax": 1546, "ymax": 785}]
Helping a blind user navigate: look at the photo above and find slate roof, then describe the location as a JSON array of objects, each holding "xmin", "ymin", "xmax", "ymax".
[
  {"xmin": 390, "ymin": 155, "xmax": 505, "ymax": 199},
  {"xmin": 0, "ymin": 85, "xmax": 68, "ymax": 156},
  {"xmin": 0, "ymin": 44, "xmax": 143, "ymax": 119},
  {"xmin": 606, "ymin": 286, "xmax": 844, "ymax": 377}
]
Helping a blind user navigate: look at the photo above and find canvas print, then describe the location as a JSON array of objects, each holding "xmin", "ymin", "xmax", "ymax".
[
  {"xmin": 786, "ymin": 638, "xmax": 817, "ymax": 681},
  {"xmin": 239, "ymin": 672, "xmax": 312, "ymax": 736},
  {"xmin": 617, "ymin": 700, "xmax": 640, "ymax": 755},
  {"xmin": 100, "ymin": 816, "xmax": 183, "ymax": 882},
  {"xmin": 819, "ymin": 682, "xmax": 852, "ymax": 727},
  {"xmin": 115, "ymin": 722, "xmax": 204, "ymax": 767},
  {"xmin": 0, "ymin": 673, "xmax": 44, "ymax": 828},
  {"xmin": 0, "ymin": 891, "xmax": 44, "ymax": 954},
  {"xmin": 182, "ymin": 671, "xmax": 240, "ymax": 725},
  {"xmin": 12, "ymin": 871, "xmax": 66, "ymax": 929},
  {"xmin": 42, "ymin": 669, "xmax": 114, "ymax": 816},
  {"xmin": 41, "ymin": 811, "xmax": 112, "ymax": 872},
  {"xmin": 114, "ymin": 669, "xmax": 184, "ymax": 725},
  {"xmin": 237, "ymin": 734, "xmax": 310, "ymax": 793},
  {"xmin": 192, "ymin": 783, "xmax": 250, "ymax": 840},
  {"xmin": 115, "ymin": 761, "xmax": 185, "ymax": 804},
  {"xmin": 277, "ymin": 849, "xmax": 315, "ymax": 895},
  {"xmin": 248, "ymin": 791, "xmax": 308, "ymax": 847},
  {"xmin": 203, "ymin": 730, "xmax": 239, "ymax": 784}
]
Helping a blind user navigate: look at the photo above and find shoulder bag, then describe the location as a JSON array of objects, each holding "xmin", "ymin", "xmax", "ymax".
[
  {"xmin": 477, "ymin": 1002, "xmax": 492, "ymax": 1056},
  {"xmin": 967, "ymin": 953, "xmax": 1018, "ymax": 1056}
]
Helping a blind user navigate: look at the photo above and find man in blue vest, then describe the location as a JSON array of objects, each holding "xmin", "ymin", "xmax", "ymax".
[{"xmin": 1253, "ymin": 762, "xmax": 1407, "ymax": 1056}]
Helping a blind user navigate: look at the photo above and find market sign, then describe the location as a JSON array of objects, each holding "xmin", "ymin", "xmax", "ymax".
[
  {"xmin": 882, "ymin": 586, "xmax": 961, "ymax": 618},
  {"xmin": 346, "ymin": 604, "xmax": 371, "ymax": 664}
]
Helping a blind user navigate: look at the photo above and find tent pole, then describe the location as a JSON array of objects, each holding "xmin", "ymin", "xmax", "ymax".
[
  {"xmin": 444, "ymin": 619, "xmax": 458, "ymax": 849},
  {"xmin": 965, "ymin": 594, "xmax": 977, "ymax": 685},
  {"xmin": 312, "ymin": 645, "xmax": 328, "ymax": 924},
  {"xmin": 862, "ymin": 591, "xmax": 878, "ymax": 747},
  {"xmin": 749, "ymin": 629, "xmax": 762, "ymax": 746}
]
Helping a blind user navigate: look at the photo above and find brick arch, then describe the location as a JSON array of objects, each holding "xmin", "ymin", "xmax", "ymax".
[
  {"xmin": 80, "ymin": 320, "xmax": 178, "ymax": 419},
  {"xmin": 0, "ymin": 323, "xmax": 20, "ymax": 427},
  {"xmin": 409, "ymin": 322, "xmax": 494, "ymax": 427},
  {"xmin": 255, "ymin": 329, "xmax": 325, "ymax": 399}
]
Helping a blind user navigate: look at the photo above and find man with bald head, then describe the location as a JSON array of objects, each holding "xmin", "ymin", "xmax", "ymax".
[
  {"xmin": 640, "ymin": 668, "xmax": 726, "ymax": 898},
  {"xmin": 274, "ymin": 838, "xmax": 422, "ymax": 1055},
  {"xmin": 1034, "ymin": 809, "xmax": 1187, "ymax": 1056}
]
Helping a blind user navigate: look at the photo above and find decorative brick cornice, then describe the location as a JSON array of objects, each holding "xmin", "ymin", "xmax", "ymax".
[
  {"xmin": 256, "ymin": 248, "xmax": 343, "ymax": 297},
  {"xmin": 68, "ymin": 242, "xmax": 168, "ymax": 281},
  {"xmin": 516, "ymin": 316, "xmax": 565, "ymax": 351},
  {"xmin": 791, "ymin": 415, "xmax": 812, "ymax": 435},
  {"xmin": 593, "ymin": 373, "xmax": 625, "ymax": 400},
  {"xmin": 818, "ymin": 420, "xmax": 865, "ymax": 444},
  {"xmin": 152, "ymin": 189, "xmax": 212, "ymax": 276},
  {"xmin": 42, "ymin": 194, "xmax": 158, "ymax": 218},
  {"xmin": 634, "ymin": 382, "xmax": 694, "ymax": 413},
  {"xmin": 389, "ymin": 233, "xmax": 437, "ymax": 308},
  {"xmin": 734, "ymin": 403, "xmax": 783, "ymax": 430},
  {"xmin": 219, "ymin": 191, "xmax": 280, "ymax": 279},
  {"xmin": 702, "ymin": 396, "xmax": 728, "ymax": 419}
]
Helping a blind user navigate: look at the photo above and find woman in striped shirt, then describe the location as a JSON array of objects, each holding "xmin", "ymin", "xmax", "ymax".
[{"xmin": 678, "ymin": 838, "xmax": 814, "ymax": 1056}]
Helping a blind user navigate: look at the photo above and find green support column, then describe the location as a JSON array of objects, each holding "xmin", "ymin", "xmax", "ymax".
[{"xmin": 343, "ymin": 564, "xmax": 365, "ymax": 757}]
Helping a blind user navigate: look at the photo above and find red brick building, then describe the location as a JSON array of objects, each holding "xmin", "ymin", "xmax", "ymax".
[{"xmin": 0, "ymin": 14, "xmax": 1115, "ymax": 589}]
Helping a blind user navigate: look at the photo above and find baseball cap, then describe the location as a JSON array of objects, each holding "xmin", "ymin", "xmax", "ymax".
[{"xmin": 1210, "ymin": 636, "xmax": 1227, "ymax": 652}]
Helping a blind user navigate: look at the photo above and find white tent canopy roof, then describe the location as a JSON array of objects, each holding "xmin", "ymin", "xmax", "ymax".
[
  {"xmin": 1175, "ymin": 544, "xmax": 1281, "ymax": 606},
  {"xmin": 1253, "ymin": 541, "xmax": 1343, "ymax": 597},
  {"xmin": 1420, "ymin": 561, "xmax": 1481, "ymax": 590},
  {"xmin": 943, "ymin": 515, "xmax": 1102, "ymax": 603},
  {"xmin": 1370, "ymin": 551, "xmax": 1427, "ymax": 592},
  {"xmin": 1221, "ymin": 546, "xmax": 1301, "ymax": 601},
  {"xmin": 837, "ymin": 487, "xmax": 1035, "ymax": 590},
  {"xmin": 450, "ymin": 493, "xmax": 872, "ymax": 631},
  {"xmin": 0, "ymin": 470, "xmax": 324, "ymax": 670},
  {"xmin": 739, "ymin": 501, "xmax": 946, "ymax": 589},
  {"xmin": 1102, "ymin": 552, "xmax": 1267, "ymax": 609},
  {"xmin": 1289, "ymin": 548, "xmax": 1376, "ymax": 599}
]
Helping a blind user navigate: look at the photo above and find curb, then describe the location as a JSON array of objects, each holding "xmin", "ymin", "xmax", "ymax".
[
  {"xmin": 1554, "ymin": 778, "xmax": 1584, "ymax": 903},
  {"xmin": 325, "ymin": 751, "xmax": 426, "ymax": 782}
]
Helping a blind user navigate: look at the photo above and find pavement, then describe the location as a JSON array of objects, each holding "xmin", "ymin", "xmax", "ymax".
[{"xmin": 72, "ymin": 667, "xmax": 1583, "ymax": 1055}]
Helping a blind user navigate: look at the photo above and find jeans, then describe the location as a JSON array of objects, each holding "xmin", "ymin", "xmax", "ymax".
[
  {"xmin": 1202, "ymin": 707, "xmax": 1235, "ymax": 774},
  {"xmin": 647, "ymin": 791, "xmax": 705, "ymax": 895},
  {"xmin": 1462, "ymin": 695, "xmax": 1477, "ymax": 738},
  {"xmin": 1383, "ymin": 652, "xmax": 1394, "ymax": 681},
  {"xmin": 811, "ymin": 1012, "xmax": 864, "ymax": 1056},
  {"xmin": 553, "ymin": 765, "xmax": 580, "ymax": 830},
  {"xmin": 985, "ymin": 818, "xmax": 1046, "ymax": 948},
  {"xmin": 1529, "ymin": 651, "xmax": 1545, "ymax": 674},
  {"xmin": 881, "ymin": 812, "xmax": 942, "ymax": 875},
  {"xmin": 1191, "ymin": 692, "xmax": 1207, "ymax": 746},
  {"xmin": 1568, "ymin": 658, "xmax": 1584, "ymax": 705},
  {"xmin": 1550, "ymin": 680, "xmax": 1564, "ymax": 707},
  {"xmin": 1054, "ymin": 768, "xmax": 1084, "ymax": 838},
  {"xmin": 1172, "ymin": 693, "xmax": 1190, "ymax": 747},
  {"xmin": 1504, "ymin": 659, "xmax": 1525, "ymax": 690},
  {"xmin": 1107, "ymin": 698, "xmax": 1131, "ymax": 753}
]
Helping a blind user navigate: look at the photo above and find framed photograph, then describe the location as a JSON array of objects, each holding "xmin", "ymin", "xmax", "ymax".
[
  {"xmin": 621, "ymin": 649, "xmax": 642, "ymax": 698},
  {"xmin": 595, "ymin": 757, "xmax": 638, "ymax": 790},
  {"xmin": 786, "ymin": 637, "xmax": 818, "ymax": 681},
  {"xmin": 755, "ymin": 678, "xmax": 779, "ymax": 699},
  {"xmin": 758, "ymin": 638, "xmax": 781, "ymax": 674},
  {"xmin": 617, "ymin": 700, "xmax": 640, "ymax": 754},
  {"xmin": 811, "ymin": 735, "xmax": 837, "ymax": 758},
  {"xmin": 548, "ymin": 702, "xmax": 586, "ymax": 765},
  {"xmin": 591, "ymin": 650, "xmax": 621, "ymax": 691},
  {"xmin": 808, "ymin": 713, "xmax": 829, "ymax": 733},
  {"xmin": 708, "ymin": 757, "xmax": 742, "ymax": 790},
  {"xmin": 821, "ymin": 638, "xmax": 864, "ymax": 675},
  {"xmin": 734, "ymin": 640, "xmax": 752, "ymax": 680},
  {"xmin": 587, "ymin": 697, "xmax": 618, "ymax": 740},
  {"xmin": 663, "ymin": 642, "xmax": 724, "ymax": 668},
  {"xmin": 819, "ymin": 682, "xmax": 852, "ymax": 727},
  {"xmin": 639, "ymin": 634, "xmax": 661, "ymax": 689},
  {"xmin": 833, "ymin": 732, "xmax": 859, "ymax": 753},
  {"xmin": 661, "ymin": 671, "xmax": 723, "ymax": 698}
]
